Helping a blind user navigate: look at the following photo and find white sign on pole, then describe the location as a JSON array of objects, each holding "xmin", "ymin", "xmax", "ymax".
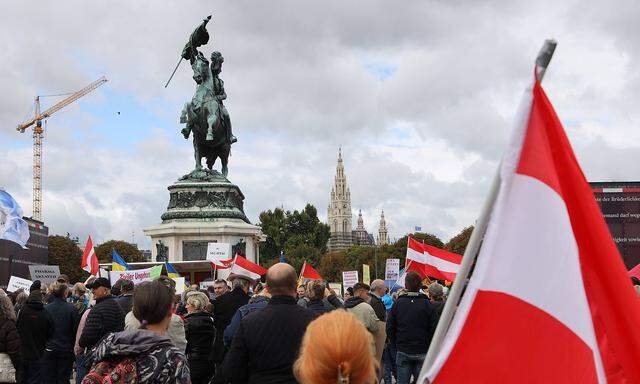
[
  {"xmin": 385, "ymin": 259, "xmax": 400, "ymax": 281},
  {"xmin": 7, "ymin": 276, "xmax": 32, "ymax": 293},
  {"xmin": 342, "ymin": 270, "xmax": 359, "ymax": 289},
  {"xmin": 28, "ymin": 265, "xmax": 60, "ymax": 285},
  {"xmin": 207, "ymin": 243, "xmax": 230, "ymax": 262}
]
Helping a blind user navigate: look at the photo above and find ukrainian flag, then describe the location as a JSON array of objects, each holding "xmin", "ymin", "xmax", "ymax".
[
  {"xmin": 111, "ymin": 250, "xmax": 130, "ymax": 271},
  {"xmin": 165, "ymin": 262, "xmax": 180, "ymax": 279}
]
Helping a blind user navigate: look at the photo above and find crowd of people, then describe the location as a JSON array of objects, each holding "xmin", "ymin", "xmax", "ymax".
[{"xmin": 0, "ymin": 265, "xmax": 447, "ymax": 384}]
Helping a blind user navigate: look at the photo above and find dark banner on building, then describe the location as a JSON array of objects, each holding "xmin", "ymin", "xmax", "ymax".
[
  {"xmin": 591, "ymin": 182, "xmax": 640, "ymax": 269},
  {"xmin": 0, "ymin": 218, "xmax": 48, "ymax": 287}
]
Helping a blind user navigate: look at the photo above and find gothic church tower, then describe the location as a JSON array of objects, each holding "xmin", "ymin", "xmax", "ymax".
[
  {"xmin": 378, "ymin": 210, "xmax": 389, "ymax": 245},
  {"xmin": 327, "ymin": 149, "xmax": 353, "ymax": 251}
]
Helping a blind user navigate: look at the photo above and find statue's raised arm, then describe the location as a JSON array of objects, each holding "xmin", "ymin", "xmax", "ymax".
[{"xmin": 182, "ymin": 15, "xmax": 212, "ymax": 64}]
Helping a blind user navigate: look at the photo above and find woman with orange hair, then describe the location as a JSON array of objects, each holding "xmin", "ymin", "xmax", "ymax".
[{"xmin": 295, "ymin": 310, "xmax": 377, "ymax": 384}]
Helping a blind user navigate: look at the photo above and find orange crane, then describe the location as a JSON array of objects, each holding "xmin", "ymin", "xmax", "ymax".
[{"xmin": 17, "ymin": 76, "xmax": 108, "ymax": 222}]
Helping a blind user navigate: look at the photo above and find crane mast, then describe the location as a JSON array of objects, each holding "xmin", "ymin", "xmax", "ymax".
[{"xmin": 17, "ymin": 76, "xmax": 108, "ymax": 221}]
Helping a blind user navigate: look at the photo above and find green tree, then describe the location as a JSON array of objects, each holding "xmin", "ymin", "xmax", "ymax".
[
  {"xmin": 319, "ymin": 251, "xmax": 347, "ymax": 282},
  {"xmin": 48, "ymin": 235, "xmax": 87, "ymax": 283},
  {"xmin": 445, "ymin": 226, "xmax": 474, "ymax": 255},
  {"xmin": 95, "ymin": 240, "xmax": 145, "ymax": 263},
  {"xmin": 258, "ymin": 204, "xmax": 330, "ymax": 268}
]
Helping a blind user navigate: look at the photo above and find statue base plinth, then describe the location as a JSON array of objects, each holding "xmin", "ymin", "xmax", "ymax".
[{"xmin": 143, "ymin": 170, "xmax": 265, "ymax": 264}]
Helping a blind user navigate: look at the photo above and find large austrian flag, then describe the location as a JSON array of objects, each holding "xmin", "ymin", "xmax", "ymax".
[
  {"xmin": 229, "ymin": 254, "xmax": 267, "ymax": 281},
  {"xmin": 423, "ymin": 76, "xmax": 640, "ymax": 383},
  {"xmin": 406, "ymin": 237, "xmax": 461, "ymax": 281}
]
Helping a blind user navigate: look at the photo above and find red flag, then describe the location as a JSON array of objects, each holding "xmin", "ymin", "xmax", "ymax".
[
  {"xmin": 81, "ymin": 236, "xmax": 99, "ymax": 276},
  {"xmin": 405, "ymin": 236, "xmax": 461, "ymax": 281},
  {"xmin": 424, "ymin": 75, "xmax": 640, "ymax": 383},
  {"xmin": 228, "ymin": 254, "xmax": 267, "ymax": 280},
  {"xmin": 629, "ymin": 263, "xmax": 640, "ymax": 280},
  {"xmin": 300, "ymin": 261, "xmax": 322, "ymax": 280}
]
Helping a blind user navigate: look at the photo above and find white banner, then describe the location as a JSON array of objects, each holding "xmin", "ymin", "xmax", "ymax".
[
  {"xmin": 385, "ymin": 258, "xmax": 400, "ymax": 281},
  {"xmin": 109, "ymin": 265, "xmax": 161, "ymax": 285},
  {"xmin": 173, "ymin": 277, "xmax": 186, "ymax": 295},
  {"xmin": 28, "ymin": 265, "xmax": 60, "ymax": 285},
  {"xmin": 342, "ymin": 270, "xmax": 359, "ymax": 289},
  {"xmin": 7, "ymin": 276, "xmax": 32, "ymax": 293},
  {"xmin": 207, "ymin": 242, "xmax": 230, "ymax": 262}
]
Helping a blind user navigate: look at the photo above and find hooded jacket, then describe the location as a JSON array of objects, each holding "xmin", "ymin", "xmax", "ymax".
[
  {"xmin": 88, "ymin": 330, "xmax": 190, "ymax": 384},
  {"xmin": 17, "ymin": 291, "xmax": 54, "ymax": 360},
  {"xmin": 45, "ymin": 296, "xmax": 80, "ymax": 353},
  {"xmin": 344, "ymin": 297, "xmax": 380, "ymax": 333}
]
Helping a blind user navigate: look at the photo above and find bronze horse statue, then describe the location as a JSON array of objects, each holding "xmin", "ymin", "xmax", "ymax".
[{"xmin": 180, "ymin": 51, "xmax": 232, "ymax": 176}]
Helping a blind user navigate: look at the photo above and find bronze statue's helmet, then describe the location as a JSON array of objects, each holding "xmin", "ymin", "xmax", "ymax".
[{"xmin": 210, "ymin": 51, "xmax": 224, "ymax": 65}]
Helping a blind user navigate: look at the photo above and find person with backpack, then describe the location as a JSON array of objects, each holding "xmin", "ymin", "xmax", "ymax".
[{"xmin": 82, "ymin": 280, "xmax": 190, "ymax": 384}]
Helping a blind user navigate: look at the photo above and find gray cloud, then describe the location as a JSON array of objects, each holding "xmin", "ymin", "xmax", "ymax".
[{"xmin": 2, "ymin": 0, "xmax": 640, "ymax": 248}]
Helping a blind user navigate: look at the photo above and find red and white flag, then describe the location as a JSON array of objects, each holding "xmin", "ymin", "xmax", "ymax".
[
  {"xmin": 81, "ymin": 235, "xmax": 99, "ymax": 276},
  {"xmin": 423, "ymin": 74, "xmax": 640, "ymax": 383},
  {"xmin": 229, "ymin": 254, "xmax": 267, "ymax": 281},
  {"xmin": 628, "ymin": 263, "xmax": 640, "ymax": 280},
  {"xmin": 406, "ymin": 236, "xmax": 461, "ymax": 281}
]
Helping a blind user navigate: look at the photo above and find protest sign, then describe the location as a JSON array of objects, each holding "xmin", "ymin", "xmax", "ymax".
[
  {"xmin": 207, "ymin": 242, "xmax": 230, "ymax": 261},
  {"xmin": 109, "ymin": 265, "xmax": 163, "ymax": 285},
  {"xmin": 173, "ymin": 277, "xmax": 186, "ymax": 295},
  {"xmin": 362, "ymin": 264, "xmax": 370, "ymax": 285},
  {"xmin": 7, "ymin": 276, "xmax": 32, "ymax": 292},
  {"xmin": 28, "ymin": 265, "xmax": 60, "ymax": 285},
  {"xmin": 200, "ymin": 280, "xmax": 215, "ymax": 290},
  {"xmin": 342, "ymin": 270, "xmax": 359, "ymax": 289},
  {"xmin": 329, "ymin": 283, "xmax": 343, "ymax": 297},
  {"xmin": 385, "ymin": 258, "xmax": 400, "ymax": 281}
]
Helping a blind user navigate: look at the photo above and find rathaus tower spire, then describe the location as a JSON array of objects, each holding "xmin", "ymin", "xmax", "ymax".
[{"xmin": 327, "ymin": 148, "xmax": 353, "ymax": 251}]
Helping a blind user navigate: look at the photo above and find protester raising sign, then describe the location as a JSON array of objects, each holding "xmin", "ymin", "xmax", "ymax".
[{"xmin": 109, "ymin": 265, "xmax": 163, "ymax": 285}]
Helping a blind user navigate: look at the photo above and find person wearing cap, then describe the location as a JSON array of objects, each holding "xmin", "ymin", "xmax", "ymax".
[
  {"xmin": 344, "ymin": 282, "xmax": 380, "ymax": 335},
  {"xmin": 386, "ymin": 272, "xmax": 437, "ymax": 384},
  {"xmin": 78, "ymin": 277, "xmax": 125, "ymax": 352},
  {"xmin": 17, "ymin": 285, "xmax": 54, "ymax": 383}
]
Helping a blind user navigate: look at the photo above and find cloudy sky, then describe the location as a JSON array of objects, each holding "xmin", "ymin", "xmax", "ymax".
[{"xmin": 2, "ymin": 1, "xmax": 639, "ymax": 248}]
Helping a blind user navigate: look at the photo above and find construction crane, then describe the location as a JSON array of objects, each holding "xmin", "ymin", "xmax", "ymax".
[{"xmin": 17, "ymin": 76, "xmax": 108, "ymax": 222}]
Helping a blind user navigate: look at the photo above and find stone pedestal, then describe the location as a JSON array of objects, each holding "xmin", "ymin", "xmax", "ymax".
[{"xmin": 143, "ymin": 169, "xmax": 265, "ymax": 264}]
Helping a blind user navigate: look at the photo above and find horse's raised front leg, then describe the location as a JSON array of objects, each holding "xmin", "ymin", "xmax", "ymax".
[{"xmin": 194, "ymin": 141, "xmax": 202, "ymax": 170}]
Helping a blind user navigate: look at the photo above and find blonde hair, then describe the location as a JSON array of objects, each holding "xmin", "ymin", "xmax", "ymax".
[
  {"xmin": 294, "ymin": 310, "xmax": 377, "ymax": 384},
  {"xmin": 186, "ymin": 291, "xmax": 210, "ymax": 311}
]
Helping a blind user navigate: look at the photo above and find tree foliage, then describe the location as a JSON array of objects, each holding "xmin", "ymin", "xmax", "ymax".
[
  {"xmin": 445, "ymin": 226, "xmax": 474, "ymax": 255},
  {"xmin": 48, "ymin": 235, "xmax": 87, "ymax": 283},
  {"xmin": 258, "ymin": 204, "xmax": 330, "ymax": 269},
  {"xmin": 95, "ymin": 240, "xmax": 145, "ymax": 263}
]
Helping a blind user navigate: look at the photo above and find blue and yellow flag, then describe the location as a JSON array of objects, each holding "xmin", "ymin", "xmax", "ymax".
[
  {"xmin": 165, "ymin": 262, "xmax": 180, "ymax": 279},
  {"xmin": 111, "ymin": 250, "xmax": 130, "ymax": 271}
]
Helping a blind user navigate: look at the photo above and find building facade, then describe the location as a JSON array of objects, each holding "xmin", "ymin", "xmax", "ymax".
[
  {"xmin": 327, "ymin": 150, "xmax": 375, "ymax": 251},
  {"xmin": 378, "ymin": 210, "xmax": 389, "ymax": 245}
]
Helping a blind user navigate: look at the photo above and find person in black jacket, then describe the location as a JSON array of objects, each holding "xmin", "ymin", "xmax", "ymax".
[
  {"xmin": 184, "ymin": 291, "xmax": 216, "ymax": 384},
  {"xmin": 212, "ymin": 277, "xmax": 250, "ymax": 365},
  {"xmin": 305, "ymin": 280, "xmax": 342, "ymax": 316},
  {"xmin": 78, "ymin": 278, "xmax": 124, "ymax": 351},
  {"xmin": 221, "ymin": 263, "xmax": 316, "ymax": 384},
  {"xmin": 386, "ymin": 272, "xmax": 436, "ymax": 384},
  {"xmin": 114, "ymin": 279, "xmax": 134, "ymax": 314},
  {"xmin": 17, "ymin": 289, "xmax": 54, "ymax": 384},
  {"xmin": 43, "ymin": 282, "xmax": 80, "ymax": 384},
  {"xmin": 0, "ymin": 293, "xmax": 20, "ymax": 379}
]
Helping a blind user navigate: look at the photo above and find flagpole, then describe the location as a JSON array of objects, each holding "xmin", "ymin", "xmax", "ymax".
[{"xmin": 420, "ymin": 39, "xmax": 557, "ymax": 379}]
